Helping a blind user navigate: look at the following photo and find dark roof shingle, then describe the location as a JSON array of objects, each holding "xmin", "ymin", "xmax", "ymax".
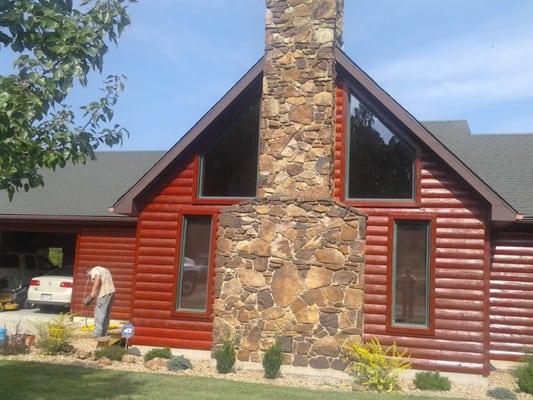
[
  {"xmin": 423, "ymin": 120, "xmax": 533, "ymax": 217},
  {"xmin": 0, "ymin": 151, "xmax": 164, "ymax": 217}
]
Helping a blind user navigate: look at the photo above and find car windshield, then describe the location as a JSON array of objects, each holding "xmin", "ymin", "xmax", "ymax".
[{"xmin": 47, "ymin": 267, "xmax": 74, "ymax": 277}]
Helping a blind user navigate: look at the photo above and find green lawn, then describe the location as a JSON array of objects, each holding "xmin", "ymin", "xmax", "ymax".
[{"xmin": 0, "ymin": 360, "xmax": 447, "ymax": 400}]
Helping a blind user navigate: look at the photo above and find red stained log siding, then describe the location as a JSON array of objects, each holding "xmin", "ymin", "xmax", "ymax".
[
  {"xmin": 71, "ymin": 228, "xmax": 137, "ymax": 321},
  {"xmin": 335, "ymin": 84, "xmax": 490, "ymax": 374},
  {"xmin": 131, "ymin": 157, "xmax": 229, "ymax": 350},
  {"xmin": 490, "ymin": 230, "xmax": 533, "ymax": 361}
]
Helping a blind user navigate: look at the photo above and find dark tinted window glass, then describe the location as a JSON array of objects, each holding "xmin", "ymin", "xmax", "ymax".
[
  {"xmin": 392, "ymin": 220, "xmax": 430, "ymax": 327},
  {"xmin": 48, "ymin": 267, "xmax": 74, "ymax": 276},
  {"xmin": 200, "ymin": 100, "xmax": 259, "ymax": 197},
  {"xmin": 177, "ymin": 215, "xmax": 212, "ymax": 312},
  {"xmin": 0, "ymin": 254, "xmax": 19, "ymax": 268},
  {"xmin": 347, "ymin": 94, "xmax": 415, "ymax": 199},
  {"xmin": 37, "ymin": 256, "xmax": 54, "ymax": 271},
  {"xmin": 25, "ymin": 256, "xmax": 36, "ymax": 270}
]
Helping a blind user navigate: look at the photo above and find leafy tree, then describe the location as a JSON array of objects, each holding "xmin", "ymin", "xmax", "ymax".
[{"xmin": 0, "ymin": 0, "xmax": 135, "ymax": 198}]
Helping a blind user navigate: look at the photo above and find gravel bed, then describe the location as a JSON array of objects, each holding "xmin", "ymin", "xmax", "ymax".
[{"xmin": 2, "ymin": 334, "xmax": 533, "ymax": 399}]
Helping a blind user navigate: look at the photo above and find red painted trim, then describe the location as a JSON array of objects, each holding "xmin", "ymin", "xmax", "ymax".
[
  {"xmin": 169, "ymin": 208, "xmax": 219, "ymax": 321},
  {"xmin": 482, "ymin": 218, "xmax": 491, "ymax": 376},
  {"xmin": 337, "ymin": 82, "xmax": 422, "ymax": 209},
  {"xmin": 128, "ymin": 213, "xmax": 144, "ymax": 323},
  {"xmin": 337, "ymin": 83, "xmax": 348, "ymax": 202},
  {"xmin": 385, "ymin": 213, "xmax": 437, "ymax": 336},
  {"xmin": 70, "ymin": 231, "xmax": 82, "ymax": 316}
]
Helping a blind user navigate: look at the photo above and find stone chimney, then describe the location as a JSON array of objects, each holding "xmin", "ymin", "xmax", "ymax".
[
  {"xmin": 214, "ymin": 0, "xmax": 365, "ymax": 371},
  {"xmin": 258, "ymin": 0, "xmax": 344, "ymax": 199}
]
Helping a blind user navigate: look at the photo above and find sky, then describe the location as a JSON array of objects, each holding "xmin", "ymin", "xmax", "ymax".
[{"xmin": 4, "ymin": 0, "xmax": 533, "ymax": 151}]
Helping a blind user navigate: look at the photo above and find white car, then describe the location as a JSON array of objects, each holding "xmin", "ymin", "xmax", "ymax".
[{"xmin": 27, "ymin": 267, "xmax": 74, "ymax": 311}]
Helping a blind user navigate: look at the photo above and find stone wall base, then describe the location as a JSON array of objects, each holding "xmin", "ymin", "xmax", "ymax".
[{"xmin": 213, "ymin": 198, "xmax": 366, "ymax": 370}]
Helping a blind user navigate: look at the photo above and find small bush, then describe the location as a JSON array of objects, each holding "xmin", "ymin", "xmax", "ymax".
[
  {"xmin": 517, "ymin": 352, "xmax": 533, "ymax": 394},
  {"xmin": 345, "ymin": 337, "xmax": 410, "ymax": 393},
  {"xmin": 144, "ymin": 347, "xmax": 172, "ymax": 362},
  {"xmin": 127, "ymin": 347, "xmax": 142, "ymax": 357},
  {"xmin": 0, "ymin": 338, "xmax": 28, "ymax": 356},
  {"xmin": 263, "ymin": 340, "xmax": 283, "ymax": 379},
  {"xmin": 487, "ymin": 387, "xmax": 518, "ymax": 400},
  {"xmin": 35, "ymin": 314, "xmax": 74, "ymax": 354},
  {"xmin": 96, "ymin": 346, "xmax": 127, "ymax": 362},
  {"xmin": 214, "ymin": 339, "xmax": 236, "ymax": 374},
  {"xmin": 167, "ymin": 355, "xmax": 193, "ymax": 371},
  {"xmin": 413, "ymin": 371, "xmax": 451, "ymax": 391}
]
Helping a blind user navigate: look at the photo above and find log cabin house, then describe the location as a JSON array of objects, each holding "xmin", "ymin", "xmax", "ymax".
[{"xmin": 1, "ymin": 0, "xmax": 533, "ymax": 375}]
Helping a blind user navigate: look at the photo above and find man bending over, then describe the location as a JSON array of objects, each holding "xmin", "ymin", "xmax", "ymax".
[{"xmin": 86, "ymin": 266, "xmax": 116, "ymax": 337}]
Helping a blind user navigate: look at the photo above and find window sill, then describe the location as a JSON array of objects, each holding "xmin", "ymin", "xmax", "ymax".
[
  {"xmin": 192, "ymin": 196, "xmax": 255, "ymax": 206},
  {"xmin": 170, "ymin": 310, "xmax": 213, "ymax": 321},
  {"xmin": 386, "ymin": 325, "xmax": 435, "ymax": 337},
  {"xmin": 342, "ymin": 198, "xmax": 419, "ymax": 208}
]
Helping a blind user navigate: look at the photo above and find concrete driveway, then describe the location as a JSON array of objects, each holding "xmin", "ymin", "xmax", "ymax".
[{"xmin": 0, "ymin": 308, "xmax": 65, "ymax": 335}]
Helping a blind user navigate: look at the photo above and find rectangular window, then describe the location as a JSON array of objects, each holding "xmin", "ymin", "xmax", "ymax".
[
  {"xmin": 346, "ymin": 93, "xmax": 416, "ymax": 200},
  {"xmin": 176, "ymin": 215, "xmax": 212, "ymax": 312},
  {"xmin": 391, "ymin": 219, "xmax": 431, "ymax": 329}
]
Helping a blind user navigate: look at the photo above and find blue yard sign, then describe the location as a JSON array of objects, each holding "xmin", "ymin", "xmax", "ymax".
[
  {"xmin": 122, "ymin": 323, "xmax": 135, "ymax": 339},
  {"xmin": 122, "ymin": 323, "xmax": 135, "ymax": 348}
]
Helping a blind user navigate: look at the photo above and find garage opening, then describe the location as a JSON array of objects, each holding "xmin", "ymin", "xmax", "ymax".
[{"xmin": 0, "ymin": 231, "xmax": 76, "ymax": 311}]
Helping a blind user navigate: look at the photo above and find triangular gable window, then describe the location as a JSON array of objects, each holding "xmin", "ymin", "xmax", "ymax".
[
  {"xmin": 346, "ymin": 93, "xmax": 416, "ymax": 200},
  {"xmin": 199, "ymin": 98, "xmax": 259, "ymax": 198}
]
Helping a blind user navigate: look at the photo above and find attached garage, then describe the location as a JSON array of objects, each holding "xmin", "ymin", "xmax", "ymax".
[{"xmin": 0, "ymin": 151, "xmax": 163, "ymax": 317}]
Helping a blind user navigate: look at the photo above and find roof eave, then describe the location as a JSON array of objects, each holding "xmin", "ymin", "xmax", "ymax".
[
  {"xmin": 334, "ymin": 48, "xmax": 518, "ymax": 222},
  {"xmin": 0, "ymin": 214, "xmax": 137, "ymax": 224},
  {"xmin": 112, "ymin": 49, "xmax": 518, "ymax": 223},
  {"xmin": 112, "ymin": 58, "xmax": 264, "ymax": 215}
]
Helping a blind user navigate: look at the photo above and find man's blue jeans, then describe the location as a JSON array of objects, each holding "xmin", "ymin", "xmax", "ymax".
[{"xmin": 93, "ymin": 293, "xmax": 114, "ymax": 336}]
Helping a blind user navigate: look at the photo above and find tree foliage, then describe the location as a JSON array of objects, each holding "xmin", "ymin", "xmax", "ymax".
[{"xmin": 0, "ymin": 0, "xmax": 135, "ymax": 198}]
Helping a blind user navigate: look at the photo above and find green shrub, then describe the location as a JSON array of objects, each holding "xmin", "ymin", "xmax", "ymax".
[
  {"xmin": 517, "ymin": 352, "xmax": 533, "ymax": 394},
  {"xmin": 413, "ymin": 371, "xmax": 451, "ymax": 391},
  {"xmin": 345, "ymin": 337, "xmax": 410, "ymax": 393},
  {"xmin": 214, "ymin": 339, "xmax": 236, "ymax": 374},
  {"xmin": 167, "ymin": 355, "xmax": 193, "ymax": 371},
  {"xmin": 487, "ymin": 387, "xmax": 518, "ymax": 400},
  {"xmin": 144, "ymin": 347, "xmax": 172, "ymax": 361},
  {"xmin": 263, "ymin": 340, "xmax": 283, "ymax": 379},
  {"xmin": 127, "ymin": 347, "xmax": 141, "ymax": 357},
  {"xmin": 35, "ymin": 314, "xmax": 74, "ymax": 354},
  {"xmin": 0, "ymin": 338, "xmax": 28, "ymax": 356},
  {"xmin": 95, "ymin": 345, "xmax": 127, "ymax": 361}
]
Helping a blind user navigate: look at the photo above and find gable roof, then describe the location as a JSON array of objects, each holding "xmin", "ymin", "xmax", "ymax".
[
  {"xmin": 425, "ymin": 120, "xmax": 533, "ymax": 218},
  {"xmin": 0, "ymin": 151, "xmax": 164, "ymax": 221},
  {"xmin": 112, "ymin": 49, "xmax": 518, "ymax": 222}
]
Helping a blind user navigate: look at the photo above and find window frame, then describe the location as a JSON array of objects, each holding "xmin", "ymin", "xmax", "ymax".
[
  {"xmin": 386, "ymin": 213, "xmax": 436, "ymax": 336},
  {"xmin": 342, "ymin": 84, "xmax": 422, "ymax": 207},
  {"xmin": 192, "ymin": 99, "xmax": 261, "ymax": 204},
  {"xmin": 170, "ymin": 209, "xmax": 219, "ymax": 320}
]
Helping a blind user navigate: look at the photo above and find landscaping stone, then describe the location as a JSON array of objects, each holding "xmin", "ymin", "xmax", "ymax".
[
  {"xmin": 122, "ymin": 354, "xmax": 138, "ymax": 363},
  {"xmin": 98, "ymin": 357, "xmax": 112, "ymax": 366},
  {"xmin": 144, "ymin": 357, "xmax": 168, "ymax": 371}
]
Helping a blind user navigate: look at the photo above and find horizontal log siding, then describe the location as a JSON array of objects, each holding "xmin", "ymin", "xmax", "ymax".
[
  {"xmin": 71, "ymin": 228, "xmax": 137, "ymax": 321},
  {"xmin": 490, "ymin": 231, "xmax": 533, "ymax": 361},
  {"xmin": 131, "ymin": 158, "xmax": 229, "ymax": 350},
  {"xmin": 335, "ymin": 84, "xmax": 490, "ymax": 374}
]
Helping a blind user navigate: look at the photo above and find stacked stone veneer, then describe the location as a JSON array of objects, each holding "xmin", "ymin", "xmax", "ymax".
[
  {"xmin": 258, "ymin": 0, "xmax": 343, "ymax": 198},
  {"xmin": 212, "ymin": 0, "xmax": 364, "ymax": 371},
  {"xmin": 213, "ymin": 198, "xmax": 365, "ymax": 369}
]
